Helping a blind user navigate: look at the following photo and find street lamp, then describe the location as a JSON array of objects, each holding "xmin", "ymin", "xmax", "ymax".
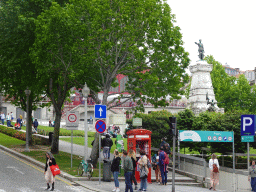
[
  {"xmin": 24, "ymin": 87, "xmax": 31, "ymax": 152},
  {"xmin": 82, "ymin": 83, "xmax": 90, "ymax": 162}
]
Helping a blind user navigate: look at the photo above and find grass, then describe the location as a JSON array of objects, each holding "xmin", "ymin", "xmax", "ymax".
[
  {"xmin": 0, "ymin": 132, "xmax": 26, "ymax": 147},
  {"xmin": 60, "ymin": 137, "xmax": 127, "ymax": 153}
]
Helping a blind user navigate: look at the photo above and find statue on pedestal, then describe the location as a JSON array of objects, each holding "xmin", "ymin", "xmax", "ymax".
[
  {"xmin": 195, "ymin": 39, "xmax": 204, "ymax": 60},
  {"xmin": 206, "ymin": 92, "xmax": 217, "ymax": 112}
]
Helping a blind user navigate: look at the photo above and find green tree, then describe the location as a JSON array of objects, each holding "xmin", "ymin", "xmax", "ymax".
[
  {"xmin": 206, "ymin": 55, "xmax": 253, "ymax": 112},
  {"xmin": 30, "ymin": 2, "xmax": 97, "ymax": 153},
  {"xmin": 69, "ymin": 0, "xmax": 190, "ymax": 165}
]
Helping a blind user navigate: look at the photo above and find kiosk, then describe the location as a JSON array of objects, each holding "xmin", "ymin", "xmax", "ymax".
[{"xmin": 126, "ymin": 129, "xmax": 152, "ymax": 183}]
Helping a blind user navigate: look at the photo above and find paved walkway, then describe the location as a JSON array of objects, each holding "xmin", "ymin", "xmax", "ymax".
[{"xmin": 75, "ymin": 180, "xmax": 228, "ymax": 192}]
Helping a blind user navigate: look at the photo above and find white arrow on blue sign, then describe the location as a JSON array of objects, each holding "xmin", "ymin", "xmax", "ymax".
[
  {"xmin": 95, "ymin": 104, "xmax": 107, "ymax": 118},
  {"xmin": 241, "ymin": 115, "xmax": 256, "ymax": 136}
]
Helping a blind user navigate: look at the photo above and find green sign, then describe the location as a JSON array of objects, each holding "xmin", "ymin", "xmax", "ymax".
[
  {"xmin": 241, "ymin": 135, "xmax": 254, "ymax": 142},
  {"xmin": 132, "ymin": 118, "xmax": 142, "ymax": 126},
  {"xmin": 116, "ymin": 135, "xmax": 124, "ymax": 152},
  {"xmin": 179, "ymin": 130, "xmax": 233, "ymax": 142}
]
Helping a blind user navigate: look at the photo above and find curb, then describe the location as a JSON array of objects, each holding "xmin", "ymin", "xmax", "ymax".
[{"xmin": 0, "ymin": 144, "xmax": 106, "ymax": 192}]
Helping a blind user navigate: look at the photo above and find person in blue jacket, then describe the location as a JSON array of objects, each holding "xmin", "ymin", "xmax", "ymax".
[
  {"xmin": 33, "ymin": 119, "xmax": 39, "ymax": 132},
  {"xmin": 159, "ymin": 146, "xmax": 167, "ymax": 185}
]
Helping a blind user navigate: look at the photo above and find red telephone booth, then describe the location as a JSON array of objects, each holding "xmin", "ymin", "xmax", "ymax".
[{"xmin": 127, "ymin": 129, "xmax": 152, "ymax": 183}]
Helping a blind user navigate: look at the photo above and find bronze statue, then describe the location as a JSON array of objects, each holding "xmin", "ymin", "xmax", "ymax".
[
  {"xmin": 206, "ymin": 92, "xmax": 216, "ymax": 112},
  {"xmin": 195, "ymin": 39, "xmax": 204, "ymax": 60}
]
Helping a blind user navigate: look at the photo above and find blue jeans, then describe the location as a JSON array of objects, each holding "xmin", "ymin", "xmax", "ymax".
[
  {"xmin": 1, "ymin": 119, "xmax": 4, "ymax": 125},
  {"xmin": 113, "ymin": 171, "xmax": 119, "ymax": 187},
  {"xmin": 7, "ymin": 120, "xmax": 11, "ymax": 127},
  {"xmin": 125, "ymin": 172, "xmax": 133, "ymax": 192},
  {"xmin": 140, "ymin": 178, "xmax": 147, "ymax": 190},
  {"xmin": 160, "ymin": 165, "xmax": 167, "ymax": 184},
  {"xmin": 103, "ymin": 147, "xmax": 110, "ymax": 159},
  {"xmin": 251, "ymin": 177, "xmax": 256, "ymax": 191}
]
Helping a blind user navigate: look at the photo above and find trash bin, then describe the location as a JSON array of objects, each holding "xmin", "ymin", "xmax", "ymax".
[
  {"xmin": 103, "ymin": 160, "xmax": 112, "ymax": 182},
  {"xmin": 49, "ymin": 132, "xmax": 54, "ymax": 145}
]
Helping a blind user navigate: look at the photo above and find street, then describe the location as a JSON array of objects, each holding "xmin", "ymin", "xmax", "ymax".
[{"xmin": 0, "ymin": 149, "xmax": 89, "ymax": 192}]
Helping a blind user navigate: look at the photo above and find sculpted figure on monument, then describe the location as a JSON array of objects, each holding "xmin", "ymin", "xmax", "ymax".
[
  {"xmin": 195, "ymin": 39, "xmax": 204, "ymax": 60},
  {"xmin": 206, "ymin": 92, "xmax": 216, "ymax": 112}
]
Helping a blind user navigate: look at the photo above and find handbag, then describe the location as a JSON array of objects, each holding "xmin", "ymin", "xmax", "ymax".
[
  {"xmin": 50, "ymin": 164, "xmax": 61, "ymax": 176},
  {"xmin": 212, "ymin": 160, "xmax": 219, "ymax": 173},
  {"xmin": 140, "ymin": 166, "xmax": 148, "ymax": 179}
]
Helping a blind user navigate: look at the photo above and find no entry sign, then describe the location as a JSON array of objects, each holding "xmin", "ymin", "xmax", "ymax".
[{"xmin": 95, "ymin": 120, "xmax": 106, "ymax": 133}]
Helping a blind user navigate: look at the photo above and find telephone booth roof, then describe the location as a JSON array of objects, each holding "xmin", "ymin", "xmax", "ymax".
[{"xmin": 126, "ymin": 129, "xmax": 152, "ymax": 136}]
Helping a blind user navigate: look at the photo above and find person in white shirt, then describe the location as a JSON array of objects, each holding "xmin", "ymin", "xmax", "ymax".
[
  {"xmin": 0, "ymin": 112, "xmax": 5, "ymax": 125},
  {"xmin": 209, "ymin": 153, "xmax": 220, "ymax": 191}
]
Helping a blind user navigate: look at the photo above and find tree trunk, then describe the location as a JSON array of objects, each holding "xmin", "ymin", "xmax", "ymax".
[
  {"xmin": 51, "ymin": 110, "xmax": 61, "ymax": 154},
  {"xmin": 90, "ymin": 132, "xmax": 100, "ymax": 167}
]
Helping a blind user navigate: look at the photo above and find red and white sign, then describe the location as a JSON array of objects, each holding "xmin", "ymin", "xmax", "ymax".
[{"xmin": 66, "ymin": 111, "xmax": 79, "ymax": 129}]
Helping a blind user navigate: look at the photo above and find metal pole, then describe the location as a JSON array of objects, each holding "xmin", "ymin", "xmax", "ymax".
[
  {"xmin": 99, "ymin": 133, "xmax": 101, "ymax": 184},
  {"xmin": 172, "ymin": 118, "xmax": 177, "ymax": 192},
  {"xmin": 178, "ymin": 131, "xmax": 180, "ymax": 170},
  {"xmin": 84, "ymin": 96, "xmax": 88, "ymax": 162},
  {"xmin": 24, "ymin": 93, "xmax": 30, "ymax": 152},
  {"xmin": 247, "ymin": 142, "xmax": 250, "ymax": 171},
  {"xmin": 71, "ymin": 130, "xmax": 73, "ymax": 168},
  {"xmin": 233, "ymin": 131, "xmax": 235, "ymax": 192}
]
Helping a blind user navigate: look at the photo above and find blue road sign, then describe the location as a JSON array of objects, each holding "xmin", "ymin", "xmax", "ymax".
[
  {"xmin": 241, "ymin": 135, "xmax": 254, "ymax": 142},
  {"xmin": 241, "ymin": 115, "xmax": 256, "ymax": 136},
  {"xmin": 95, "ymin": 120, "xmax": 106, "ymax": 133},
  {"xmin": 95, "ymin": 105, "xmax": 107, "ymax": 119}
]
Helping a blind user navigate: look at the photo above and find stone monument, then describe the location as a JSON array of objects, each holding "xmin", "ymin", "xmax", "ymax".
[{"xmin": 188, "ymin": 40, "xmax": 224, "ymax": 115}]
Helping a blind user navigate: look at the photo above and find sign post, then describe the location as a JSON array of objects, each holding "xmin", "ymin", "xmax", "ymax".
[
  {"xmin": 95, "ymin": 120, "xmax": 106, "ymax": 184},
  {"xmin": 66, "ymin": 111, "xmax": 79, "ymax": 168},
  {"xmin": 241, "ymin": 115, "xmax": 256, "ymax": 172}
]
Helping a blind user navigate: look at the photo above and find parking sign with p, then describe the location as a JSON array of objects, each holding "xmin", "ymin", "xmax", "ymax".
[{"xmin": 241, "ymin": 115, "xmax": 256, "ymax": 136}]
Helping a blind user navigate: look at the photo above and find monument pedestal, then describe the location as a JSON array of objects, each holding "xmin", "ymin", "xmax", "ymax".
[{"xmin": 188, "ymin": 60, "xmax": 224, "ymax": 115}]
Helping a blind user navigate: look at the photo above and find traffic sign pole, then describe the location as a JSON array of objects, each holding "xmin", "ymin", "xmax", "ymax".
[
  {"xmin": 248, "ymin": 142, "xmax": 250, "ymax": 172},
  {"xmin": 99, "ymin": 133, "xmax": 101, "ymax": 184},
  {"xmin": 71, "ymin": 130, "xmax": 73, "ymax": 168}
]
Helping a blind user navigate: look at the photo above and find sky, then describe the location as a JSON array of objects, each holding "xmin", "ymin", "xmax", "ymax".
[{"xmin": 166, "ymin": 0, "xmax": 256, "ymax": 72}]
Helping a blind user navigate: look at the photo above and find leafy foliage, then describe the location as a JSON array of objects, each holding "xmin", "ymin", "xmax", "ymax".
[{"xmin": 127, "ymin": 109, "xmax": 252, "ymax": 154}]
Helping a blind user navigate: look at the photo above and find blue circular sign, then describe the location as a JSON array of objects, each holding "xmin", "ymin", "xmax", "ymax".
[{"xmin": 95, "ymin": 120, "xmax": 106, "ymax": 133}]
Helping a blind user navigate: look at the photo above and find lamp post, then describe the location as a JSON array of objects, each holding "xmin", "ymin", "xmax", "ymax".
[
  {"xmin": 24, "ymin": 87, "xmax": 31, "ymax": 152},
  {"xmin": 82, "ymin": 83, "xmax": 90, "ymax": 162}
]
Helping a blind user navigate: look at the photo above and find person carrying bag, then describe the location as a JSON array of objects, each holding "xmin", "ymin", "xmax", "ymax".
[
  {"xmin": 44, "ymin": 151, "xmax": 59, "ymax": 191},
  {"xmin": 138, "ymin": 150, "xmax": 151, "ymax": 191},
  {"xmin": 209, "ymin": 153, "xmax": 220, "ymax": 191}
]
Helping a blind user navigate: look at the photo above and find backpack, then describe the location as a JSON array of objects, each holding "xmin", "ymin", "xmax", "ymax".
[
  {"xmin": 164, "ymin": 143, "xmax": 171, "ymax": 154},
  {"xmin": 163, "ymin": 152, "xmax": 169, "ymax": 165}
]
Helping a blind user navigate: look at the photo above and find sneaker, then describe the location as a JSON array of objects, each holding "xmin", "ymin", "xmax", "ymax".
[
  {"xmin": 116, "ymin": 188, "xmax": 120, "ymax": 192},
  {"xmin": 112, "ymin": 189, "xmax": 116, "ymax": 192}
]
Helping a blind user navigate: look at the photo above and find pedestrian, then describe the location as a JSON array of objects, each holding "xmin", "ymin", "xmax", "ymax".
[
  {"xmin": 152, "ymin": 151, "xmax": 161, "ymax": 184},
  {"xmin": 10, "ymin": 112, "xmax": 14, "ymax": 122},
  {"xmin": 6, "ymin": 113, "xmax": 11, "ymax": 127},
  {"xmin": 16, "ymin": 116, "xmax": 22, "ymax": 129},
  {"xmin": 137, "ymin": 149, "xmax": 150, "ymax": 191},
  {"xmin": 1, "ymin": 112, "xmax": 5, "ymax": 125},
  {"xmin": 20, "ymin": 115, "xmax": 23, "ymax": 127},
  {"xmin": 209, "ymin": 153, "xmax": 219, "ymax": 191},
  {"xmin": 128, "ymin": 149, "xmax": 138, "ymax": 190},
  {"xmin": 102, "ymin": 134, "xmax": 113, "ymax": 159},
  {"xmin": 111, "ymin": 149, "xmax": 121, "ymax": 192},
  {"xmin": 123, "ymin": 150, "xmax": 133, "ymax": 192},
  {"xmin": 159, "ymin": 146, "xmax": 168, "ymax": 185},
  {"xmin": 249, "ymin": 160, "xmax": 256, "ymax": 192},
  {"xmin": 33, "ymin": 118, "xmax": 39, "ymax": 132},
  {"xmin": 49, "ymin": 119, "xmax": 52, "ymax": 127},
  {"xmin": 44, "ymin": 151, "xmax": 56, "ymax": 191}
]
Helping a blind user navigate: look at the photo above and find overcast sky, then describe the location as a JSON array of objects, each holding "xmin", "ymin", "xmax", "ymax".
[{"xmin": 166, "ymin": 0, "xmax": 256, "ymax": 71}]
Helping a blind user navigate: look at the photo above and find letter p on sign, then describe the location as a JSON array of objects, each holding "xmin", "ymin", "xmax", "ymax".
[{"xmin": 241, "ymin": 115, "xmax": 256, "ymax": 136}]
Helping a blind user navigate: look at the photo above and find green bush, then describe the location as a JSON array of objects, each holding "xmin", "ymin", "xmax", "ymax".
[{"xmin": 126, "ymin": 109, "xmax": 250, "ymax": 155}]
